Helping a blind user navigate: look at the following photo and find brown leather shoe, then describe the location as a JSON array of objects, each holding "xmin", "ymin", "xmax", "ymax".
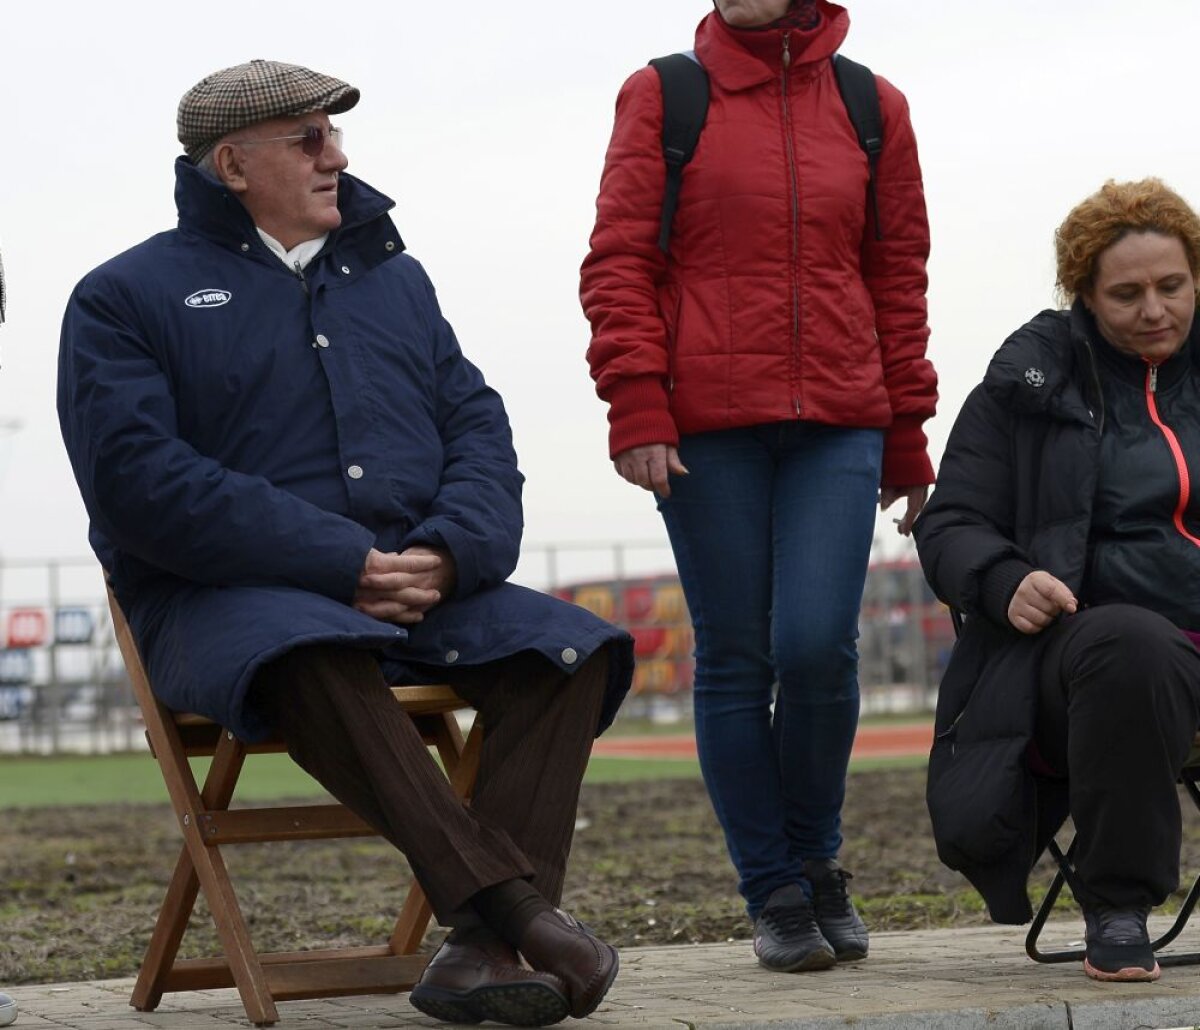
[
  {"xmin": 518, "ymin": 910, "xmax": 619, "ymax": 1019},
  {"xmin": 409, "ymin": 926, "xmax": 570, "ymax": 1026}
]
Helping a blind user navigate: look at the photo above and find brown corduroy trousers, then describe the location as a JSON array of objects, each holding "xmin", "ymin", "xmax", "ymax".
[{"xmin": 250, "ymin": 643, "xmax": 609, "ymax": 924}]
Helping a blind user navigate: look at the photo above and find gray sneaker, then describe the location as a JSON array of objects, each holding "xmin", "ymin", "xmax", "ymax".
[
  {"xmin": 804, "ymin": 858, "xmax": 869, "ymax": 961},
  {"xmin": 752, "ymin": 884, "xmax": 836, "ymax": 972},
  {"xmin": 1082, "ymin": 905, "xmax": 1160, "ymax": 982}
]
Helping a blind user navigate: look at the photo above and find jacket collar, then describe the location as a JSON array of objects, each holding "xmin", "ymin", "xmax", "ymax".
[
  {"xmin": 1085, "ymin": 303, "xmax": 1198, "ymax": 394},
  {"xmin": 695, "ymin": 0, "xmax": 849, "ymax": 91},
  {"xmin": 172, "ymin": 157, "xmax": 403, "ymax": 265}
]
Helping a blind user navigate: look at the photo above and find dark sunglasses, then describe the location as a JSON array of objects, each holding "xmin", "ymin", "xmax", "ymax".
[{"xmin": 237, "ymin": 124, "xmax": 344, "ymax": 158}]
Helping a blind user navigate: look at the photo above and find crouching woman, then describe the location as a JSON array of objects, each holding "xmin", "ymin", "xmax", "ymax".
[{"xmin": 914, "ymin": 178, "xmax": 1200, "ymax": 983}]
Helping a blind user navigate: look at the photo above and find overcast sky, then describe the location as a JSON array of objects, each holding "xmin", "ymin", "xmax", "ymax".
[{"xmin": 1, "ymin": 0, "xmax": 1196, "ymax": 590}]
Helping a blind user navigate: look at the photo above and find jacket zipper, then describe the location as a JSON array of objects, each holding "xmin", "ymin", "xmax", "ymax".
[
  {"xmin": 1142, "ymin": 360, "xmax": 1200, "ymax": 547},
  {"xmin": 293, "ymin": 260, "xmax": 310, "ymax": 297},
  {"xmin": 1080, "ymin": 337, "xmax": 1105, "ymax": 434},
  {"xmin": 780, "ymin": 33, "xmax": 802, "ymax": 417}
]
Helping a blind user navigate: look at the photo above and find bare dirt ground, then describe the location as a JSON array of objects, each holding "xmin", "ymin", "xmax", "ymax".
[{"xmin": 4, "ymin": 767, "xmax": 1199, "ymax": 986}]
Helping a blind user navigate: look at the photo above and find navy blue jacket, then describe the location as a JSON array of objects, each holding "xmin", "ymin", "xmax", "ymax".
[{"xmin": 59, "ymin": 158, "xmax": 633, "ymax": 741}]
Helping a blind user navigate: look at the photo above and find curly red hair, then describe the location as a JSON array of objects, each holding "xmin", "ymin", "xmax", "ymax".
[{"xmin": 1055, "ymin": 178, "xmax": 1200, "ymax": 304}]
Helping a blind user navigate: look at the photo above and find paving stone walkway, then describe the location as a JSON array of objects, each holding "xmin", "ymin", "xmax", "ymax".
[{"xmin": 7, "ymin": 920, "xmax": 1200, "ymax": 1030}]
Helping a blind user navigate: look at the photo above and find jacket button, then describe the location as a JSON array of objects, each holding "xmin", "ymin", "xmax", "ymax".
[
  {"xmin": 340, "ymin": 265, "xmax": 351, "ymax": 275},
  {"xmin": 240, "ymin": 243, "xmax": 250, "ymax": 252},
  {"xmin": 561, "ymin": 647, "xmax": 578, "ymax": 665},
  {"xmin": 315, "ymin": 334, "xmax": 330, "ymax": 348},
  {"xmin": 347, "ymin": 465, "xmax": 364, "ymax": 479},
  {"xmin": 445, "ymin": 649, "xmax": 460, "ymax": 663}
]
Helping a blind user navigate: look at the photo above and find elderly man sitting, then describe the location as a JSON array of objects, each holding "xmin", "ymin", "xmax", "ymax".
[{"xmin": 57, "ymin": 59, "xmax": 633, "ymax": 1027}]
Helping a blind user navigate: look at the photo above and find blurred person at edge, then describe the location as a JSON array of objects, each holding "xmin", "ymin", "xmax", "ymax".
[
  {"xmin": 580, "ymin": 0, "xmax": 936, "ymax": 973},
  {"xmin": 0, "ymin": 248, "xmax": 15, "ymax": 1030},
  {"xmin": 56, "ymin": 59, "xmax": 635, "ymax": 1026},
  {"xmin": 914, "ymin": 179, "xmax": 1200, "ymax": 984}
]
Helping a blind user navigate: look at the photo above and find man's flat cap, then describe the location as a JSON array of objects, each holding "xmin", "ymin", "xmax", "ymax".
[{"xmin": 178, "ymin": 59, "xmax": 359, "ymax": 163}]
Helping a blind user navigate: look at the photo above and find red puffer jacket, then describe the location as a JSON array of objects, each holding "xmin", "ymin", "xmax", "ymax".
[{"xmin": 580, "ymin": 2, "xmax": 937, "ymax": 487}]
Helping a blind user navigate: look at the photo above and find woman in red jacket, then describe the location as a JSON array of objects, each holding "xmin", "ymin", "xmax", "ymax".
[{"xmin": 581, "ymin": 0, "xmax": 937, "ymax": 972}]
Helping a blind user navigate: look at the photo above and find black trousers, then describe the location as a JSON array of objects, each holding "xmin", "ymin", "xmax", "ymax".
[
  {"xmin": 1034, "ymin": 604, "xmax": 1200, "ymax": 909},
  {"xmin": 250, "ymin": 643, "xmax": 609, "ymax": 924}
]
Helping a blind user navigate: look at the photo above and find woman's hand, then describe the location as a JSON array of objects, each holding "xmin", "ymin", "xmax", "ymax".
[
  {"xmin": 1007, "ymin": 570, "xmax": 1078, "ymax": 634},
  {"xmin": 613, "ymin": 444, "xmax": 689, "ymax": 498},
  {"xmin": 880, "ymin": 485, "xmax": 929, "ymax": 536}
]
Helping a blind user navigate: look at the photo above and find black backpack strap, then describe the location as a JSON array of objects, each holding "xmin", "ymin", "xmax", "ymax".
[
  {"xmin": 832, "ymin": 54, "xmax": 884, "ymax": 241},
  {"xmin": 649, "ymin": 52, "xmax": 710, "ymax": 254}
]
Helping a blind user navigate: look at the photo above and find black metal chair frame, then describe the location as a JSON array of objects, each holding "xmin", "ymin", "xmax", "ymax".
[{"xmin": 1025, "ymin": 766, "xmax": 1200, "ymax": 967}]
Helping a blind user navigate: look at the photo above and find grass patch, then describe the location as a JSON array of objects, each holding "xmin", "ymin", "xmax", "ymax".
[
  {"xmin": 850, "ymin": 754, "xmax": 927, "ymax": 773},
  {"xmin": 0, "ymin": 751, "xmax": 707, "ymax": 808},
  {"xmin": 858, "ymin": 712, "xmax": 935, "ymax": 727},
  {"xmin": 0, "ymin": 753, "xmax": 324, "ymax": 809},
  {"xmin": 0, "ymin": 743, "xmax": 924, "ymax": 808},
  {"xmin": 586, "ymin": 756, "xmax": 701, "ymax": 782}
]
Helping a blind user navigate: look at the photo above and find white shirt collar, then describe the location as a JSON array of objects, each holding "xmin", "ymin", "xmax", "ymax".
[{"xmin": 256, "ymin": 228, "xmax": 329, "ymax": 271}]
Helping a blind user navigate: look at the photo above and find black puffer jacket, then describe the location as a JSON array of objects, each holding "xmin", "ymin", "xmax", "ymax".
[{"xmin": 914, "ymin": 302, "xmax": 1200, "ymax": 922}]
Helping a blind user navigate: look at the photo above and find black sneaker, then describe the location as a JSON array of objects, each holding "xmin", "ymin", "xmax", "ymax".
[
  {"xmin": 804, "ymin": 858, "xmax": 869, "ymax": 961},
  {"xmin": 752, "ymin": 884, "xmax": 836, "ymax": 972},
  {"xmin": 1082, "ymin": 904, "xmax": 1160, "ymax": 982}
]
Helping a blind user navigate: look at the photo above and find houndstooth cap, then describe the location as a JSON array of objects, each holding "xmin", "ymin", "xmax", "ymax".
[{"xmin": 177, "ymin": 59, "xmax": 359, "ymax": 163}]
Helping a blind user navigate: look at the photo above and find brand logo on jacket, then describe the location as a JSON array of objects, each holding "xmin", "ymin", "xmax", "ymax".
[
  {"xmin": 184, "ymin": 289, "xmax": 232, "ymax": 309},
  {"xmin": 1024, "ymin": 368, "xmax": 1045, "ymax": 388}
]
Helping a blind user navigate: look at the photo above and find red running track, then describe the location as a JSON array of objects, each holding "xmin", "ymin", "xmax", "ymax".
[{"xmin": 591, "ymin": 721, "xmax": 933, "ymax": 761}]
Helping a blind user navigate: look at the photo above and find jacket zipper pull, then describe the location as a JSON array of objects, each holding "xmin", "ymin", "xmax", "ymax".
[
  {"xmin": 781, "ymin": 33, "xmax": 791, "ymax": 69},
  {"xmin": 293, "ymin": 260, "xmax": 310, "ymax": 297},
  {"xmin": 1149, "ymin": 363, "xmax": 1159, "ymax": 394}
]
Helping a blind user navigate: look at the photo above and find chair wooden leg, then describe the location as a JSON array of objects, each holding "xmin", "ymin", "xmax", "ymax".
[
  {"xmin": 138, "ymin": 728, "xmax": 281, "ymax": 1024},
  {"xmin": 192, "ymin": 732, "xmax": 282, "ymax": 1024},
  {"xmin": 446, "ymin": 717, "xmax": 483, "ymax": 800},
  {"xmin": 181, "ymin": 827, "xmax": 280, "ymax": 1025},
  {"xmin": 391, "ymin": 882, "xmax": 437, "ymax": 957},
  {"xmin": 135, "ymin": 727, "xmax": 254, "ymax": 1009},
  {"xmin": 131, "ymin": 850, "xmax": 201, "ymax": 1012}
]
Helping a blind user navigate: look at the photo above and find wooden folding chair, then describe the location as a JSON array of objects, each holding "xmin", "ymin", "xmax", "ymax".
[
  {"xmin": 107, "ymin": 587, "xmax": 482, "ymax": 1026},
  {"xmin": 947, "ymin": 609, "xmax": 1200, "ymax": 967}
]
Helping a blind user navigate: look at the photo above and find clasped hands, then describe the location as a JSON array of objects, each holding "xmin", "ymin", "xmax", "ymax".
[{"xmin": 354, "ymin": 545, "xmax": 457, "ymax": 625}]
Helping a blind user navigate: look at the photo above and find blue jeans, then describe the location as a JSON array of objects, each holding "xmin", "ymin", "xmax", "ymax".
[{"xmin": 658, "ymin": 423, "xmax": 883, "ymax": 917}]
